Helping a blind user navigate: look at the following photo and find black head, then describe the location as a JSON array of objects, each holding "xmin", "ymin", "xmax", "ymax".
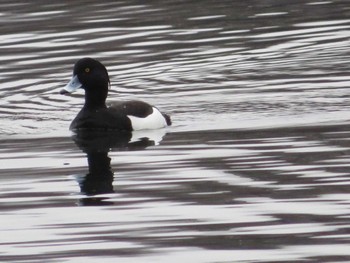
[
  {"xmin": 61, "ymin": 58, "xmax": 111, "ymax": 109},
  {"xmin": 73, "ymin": 57, "xmax": 110, "ymax": 90}
]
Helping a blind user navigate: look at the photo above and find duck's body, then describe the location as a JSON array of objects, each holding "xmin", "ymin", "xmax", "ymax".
[
  {"xmin": 70, "ymin": 100, "xmax": 170, "ymax": 131},
  {"xmin": 61, "ymin": 58, "xmax": 171, "ymax": 131}
]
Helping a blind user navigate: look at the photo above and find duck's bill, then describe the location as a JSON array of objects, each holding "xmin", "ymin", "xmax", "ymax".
[{"xmin": 60, "ymin": 75, "xmax": 82, "ymax": 95}]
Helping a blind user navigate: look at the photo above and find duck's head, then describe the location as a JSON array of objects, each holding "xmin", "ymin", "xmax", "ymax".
[{"xmin": 60, "ymin": 58, "xmax": 110, "ymax": 95}]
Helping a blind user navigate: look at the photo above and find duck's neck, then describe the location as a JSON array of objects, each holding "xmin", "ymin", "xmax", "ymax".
[{"xmin": 84, "ymin": 88, "xmax": 108, "ymax": 109}]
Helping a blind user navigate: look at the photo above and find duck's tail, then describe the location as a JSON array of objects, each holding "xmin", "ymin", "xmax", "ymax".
[{"xmin": 163, "ymin": 113, "xmax": 172, "ymax": 126}]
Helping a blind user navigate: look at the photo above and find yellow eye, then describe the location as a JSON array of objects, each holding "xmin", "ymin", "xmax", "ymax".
[{"xmin": 85, "ymin": 68, "xmax": 90, "ymax": 73}]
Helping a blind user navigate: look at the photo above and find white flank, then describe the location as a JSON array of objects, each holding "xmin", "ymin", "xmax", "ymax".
[{"xmin": 127, "ymin": 107, "xmax": 167, "ymax": 130}]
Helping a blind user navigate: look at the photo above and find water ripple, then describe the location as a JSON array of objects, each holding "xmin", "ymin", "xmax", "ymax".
[{"xmin": 2, "ymin": 1, "xmax": 350, "ymax": 262}]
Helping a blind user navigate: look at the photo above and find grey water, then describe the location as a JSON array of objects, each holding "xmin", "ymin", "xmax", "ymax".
[{"xmin": 1, "ymin": 0, "xmax": 350, "ymax": 262}]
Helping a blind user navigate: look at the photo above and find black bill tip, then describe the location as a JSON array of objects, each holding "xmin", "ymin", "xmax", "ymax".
[{"xmin": 60, "ymin": 89, "xmax": 70, "ymax": 95}]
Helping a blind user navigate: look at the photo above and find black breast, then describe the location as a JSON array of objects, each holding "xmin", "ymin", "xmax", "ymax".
[{"xmin": 70, "ymin": 107, "xmax": 132, "ymax": 131}]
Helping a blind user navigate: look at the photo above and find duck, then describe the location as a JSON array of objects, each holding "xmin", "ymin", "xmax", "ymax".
[{"xmin": 60, "ymin": 58, "xmax": 171, "ymax": 131}]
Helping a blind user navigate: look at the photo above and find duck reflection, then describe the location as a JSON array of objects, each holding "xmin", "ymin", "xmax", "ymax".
[{"xmin": 72, "ymin": 129, "xmax": 166, "ymax": 206}]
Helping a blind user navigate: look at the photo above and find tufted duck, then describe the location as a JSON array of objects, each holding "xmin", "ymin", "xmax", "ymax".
[{"xmin": 60, "ymin": 58, "xmax": 171, "ymax": 131}]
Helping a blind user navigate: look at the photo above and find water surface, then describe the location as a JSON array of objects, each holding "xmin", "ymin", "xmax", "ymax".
[{"xmin": 1, "ymin": 0, "xmax": 350, "ymax": 262}]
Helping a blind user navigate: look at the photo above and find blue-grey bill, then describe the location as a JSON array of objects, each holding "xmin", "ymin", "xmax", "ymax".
[{"xmin": 60, "ymin": 75, "xmax": 82, "ymax": 94}]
